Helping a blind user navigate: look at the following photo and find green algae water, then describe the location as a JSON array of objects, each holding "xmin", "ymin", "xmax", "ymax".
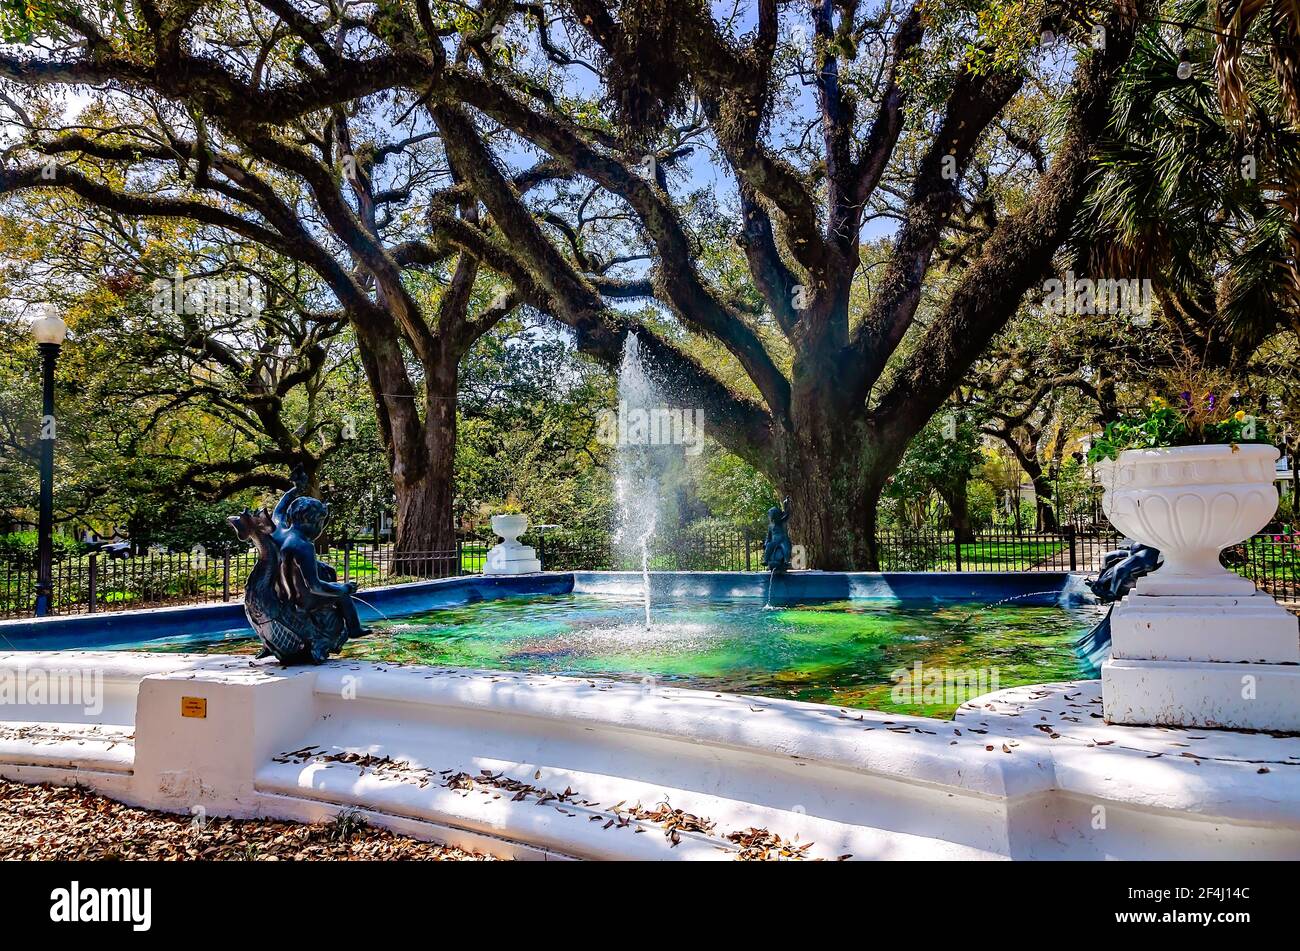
[{"xmin": 147, "ymin": 594, "xmax": 1103, "ymax": 718}]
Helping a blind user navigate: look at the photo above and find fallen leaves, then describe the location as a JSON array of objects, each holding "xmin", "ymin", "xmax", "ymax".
[
  {"xmin": 269, "ymin": 747, "xmax": 824, "ymax": 860},
  {"xmin": 725, "ymin": 827, "xmax": 814, "ymax": 861},
  {"xmin": 619, "ymin": 801, "xmax": 715, "ymax": 846},
  {"xmin": 0, "ymin": 778, "xmax": 494, "ymax": 861}
]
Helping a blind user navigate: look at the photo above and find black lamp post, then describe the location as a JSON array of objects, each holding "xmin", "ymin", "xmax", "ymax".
[{"xmin": 31, "ymin": 305, "xmax": 67, "ymax": 617}]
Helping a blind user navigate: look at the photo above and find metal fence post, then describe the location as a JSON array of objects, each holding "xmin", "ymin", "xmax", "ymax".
[
  {"xmin": 953, "ymin": 533, "xmax": 962, "ymax": 571},
  {"xmin": 1067, "ymin": 525, "xmax": 1078, "ymax": 572},
  {"xmin": 343, "ymin": 537, "xmax": 351, "ymax": 584},
  {"xmin": 87, "ymin": 552, "xmax": 97, "ymax": 614},
  {"xmin": 538, "ymin": 532, "xmax": 547, "ymax": 571},
  {"xmin": 222, "ymin": 553, "xmax": 231, "ymax": 602},
  {"xmin": 744, "ymin": 529, "xmax": 752, "ymax": 571}
]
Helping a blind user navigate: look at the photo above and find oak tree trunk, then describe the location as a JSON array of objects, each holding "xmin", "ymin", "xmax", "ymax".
[
  {"xmin": 941, "ymin": 470, "xmax": 975, "ymax": 543},
  {"xmin": 1032, "ymin": 475, "xmax": 1058, "ymax": 533},
  {"xmin": 392, "ymin": 354, "xmax": 459, "ymax": 576},
  {"xmin": 355, "ymin": 318, "xmax": 459, "ymax": 571},
  {"xmin": 776, "ymin": 386, "xmax": 897, "ymax": 570}
]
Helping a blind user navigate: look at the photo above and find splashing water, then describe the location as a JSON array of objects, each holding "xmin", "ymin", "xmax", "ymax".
[
  {"xmin": 941, "ymin": 590, "xmax": 1065, "ymax": 633},
  {"xmin": 637, "ymin": 512, "xmax": 655, "ymax": 628},
  {"xmin": 611, "ymin": 334, "xmax": 667, "ymax": 629},
  {"xmin": 351, "ymin": 595, "xmax": 391, "ymax": 623}
]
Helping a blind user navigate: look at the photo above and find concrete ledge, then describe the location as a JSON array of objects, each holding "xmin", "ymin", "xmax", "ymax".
[
  {"xmin": 251, "ymin": 790, "xmax": 573, "ymax": 861},
  {"xmin": 310, "ymin": 664, "xmax": 1037, "ymax": 801},
  {"xmin": 0, "ymin": 721, "xmax": 134, "ymax": 773},
  {"xmin": 962, "ymin": 682, "xmax": 1300, "ymax": 829},
  {"xmin": 2, "ymin": 650, "xmax": 1297, "ymax": 860},
  {"xmin": 1102, "ymin": 657, "xmax": 1300, "ymax": 732}
]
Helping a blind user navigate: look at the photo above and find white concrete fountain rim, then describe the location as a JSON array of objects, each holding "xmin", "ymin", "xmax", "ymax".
[{"xmin": 2, "ymin": 649, "xmax": 1298, "ymax": 860}]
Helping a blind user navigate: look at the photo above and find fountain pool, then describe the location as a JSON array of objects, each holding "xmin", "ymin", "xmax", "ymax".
[
  {"xmin": 4, "ymin": 571, "xmax": 1293, "ymax": 861},
  {"xmin": 133, "ymin": 592, "xmax": 1101, "ymax": 717}
]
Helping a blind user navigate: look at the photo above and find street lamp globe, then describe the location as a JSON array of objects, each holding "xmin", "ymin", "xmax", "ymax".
[{"xmin": 31, "ymin": 305, "xmax": 67, "ymax": 345}]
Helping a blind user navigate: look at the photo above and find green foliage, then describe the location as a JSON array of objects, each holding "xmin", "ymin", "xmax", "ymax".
[
  {"xmin": 327, "ymin": 808, "xmax": 368, "ymax": 843},
  {"xmin": 456, "ymin": 317, "xmax": 613, "ymax": 529},
  {"xmin": 689, "ymin": 451, "xmax": 777, "ymax": 529},
  {"xmin": 148, "ymin": 501, "xmax": 248, "ymax": 556},
  {"xmin": 967, "ymin": 480, "xmax": 997, "ymax": 528},
  {"xmin": 884, "ymin": 410, "xmax": 984, "ymax": 527},
  {"xmin": 1075, "ymin": 18, "xmax": 1300, "ymax": 354},
  {"xmin": 1088, "ymin": 400, "xmax": 1271, "ymax": 462},
  {"xmin": 0, "ymin": 0, "xmax": 56, "ymax": 41},
  {"xmin": 1277, "ymin": 493, "xmax": 1295, "ymax": 524},
  {"xmin": 0, "ymin": 531, "xmax": 87, "ymax": 565},
  {"xmin": 0, "ymin": 1, "xmax": 128, "ymax": 42}
]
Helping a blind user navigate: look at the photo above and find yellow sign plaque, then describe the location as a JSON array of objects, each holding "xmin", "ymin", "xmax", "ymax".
[{"xmin": 181, "ymin": 696, "xmax": 207, "ymax": 719}]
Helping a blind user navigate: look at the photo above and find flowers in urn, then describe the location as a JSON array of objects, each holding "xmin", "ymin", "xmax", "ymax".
[
  {"xmin": 1088, "ymin": 391, "xmax": 1270, "ymax": 464},
  {"xmin": 1088, "ymin": 366, "xmax": 1279, "ymax": 596}
]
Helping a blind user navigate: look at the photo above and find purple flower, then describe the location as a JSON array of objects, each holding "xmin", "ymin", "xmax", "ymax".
[
  {"xmin": 1207, "ymin": 393, "xmax": 1217, "ymax": 410},
  {"xmin": 1179, "ymin": 390, "xmax": 1191, "ymax": 406}
]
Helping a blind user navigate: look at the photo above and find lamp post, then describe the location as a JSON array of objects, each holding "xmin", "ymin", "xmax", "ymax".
[{"xmin": 31, "ymin": 305, "xmax": 66, "ymax": 617}]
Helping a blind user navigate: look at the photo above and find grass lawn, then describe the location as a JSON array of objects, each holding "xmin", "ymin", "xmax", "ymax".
[
  {"xmin": 1228, "ymin": 535, "xmax": 1300, "ymax": 586},
  {"xmin": 878, "ymin": 540, "xmax": 1066, "ymax": 571}
]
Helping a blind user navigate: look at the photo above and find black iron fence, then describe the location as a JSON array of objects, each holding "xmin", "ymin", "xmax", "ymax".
[
  {"xmin": 0, "ymin": 543, "xmax": 468, "ymax": 621},
  {"xmin": 2, "ymin": 525, "xmax": 1297, "ymax": 619},
  {"xmin": 875, "ymin": 525, "xmax": 1124, "ymax": 572}
]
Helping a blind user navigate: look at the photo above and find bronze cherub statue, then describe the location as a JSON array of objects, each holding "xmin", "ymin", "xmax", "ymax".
[
  {"xmin": 762, "ymin": 497, "xmax": 793, "ymax": 574},
  {"xmin": 227, "ymin": 466, "xmax": 364, "ymax": 664}
]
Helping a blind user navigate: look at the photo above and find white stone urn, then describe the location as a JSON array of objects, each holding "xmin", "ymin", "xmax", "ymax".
[
  {"xmin": 1096, "ymin": 442, "xmax": 1300, "ymax": 731},
  {"xmin": 484, "ymin": 513, "xmax": 540, "ymax": 575},
  {"xmin": 490, "ymin": 513, "xmax": 529, "ymax": 546},
  {"xmin": 1095, "ymin": 443, "xmax": 1279, "ymax": 596}
]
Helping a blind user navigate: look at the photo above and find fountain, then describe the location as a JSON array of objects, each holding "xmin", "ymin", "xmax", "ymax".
[
  {"xmin": 226, "ymin": 465, "xmax": 365, "ymax": 664},
  {"xmin": 761, "ymin": 498, "xmax": 794, "ymax": 609},
  {"xmin": 611, "ymin": 335, "xmax": 672, "ymax": 628}
]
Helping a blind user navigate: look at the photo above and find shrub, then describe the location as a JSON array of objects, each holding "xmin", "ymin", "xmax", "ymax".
[
  {"xmin": 0, "ymin": 531, "xmax": 88, "ymax": 566},
  {"xmin": 967, "ymin": 481, "xmax": 996, "ymax": 529}
]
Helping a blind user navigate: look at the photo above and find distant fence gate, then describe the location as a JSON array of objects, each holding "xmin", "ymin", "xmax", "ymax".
[{"xmin": 1, "ymin": 524, "xmax": 1296, "ymax": 620}]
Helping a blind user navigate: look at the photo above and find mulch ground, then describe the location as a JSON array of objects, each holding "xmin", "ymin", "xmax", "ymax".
[{"xmin": 0, "ymin": 778, "xmax": 497, "ymax": 861}]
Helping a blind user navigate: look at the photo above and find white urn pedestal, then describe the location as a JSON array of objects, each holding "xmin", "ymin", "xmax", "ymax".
[
  {"xmin": 483, "ymin": 513, "xmax": 541, "ymax": 575},
  {"xmin": 1097, "ymin": 444, "xmax": 1300, "ymax": 731}
]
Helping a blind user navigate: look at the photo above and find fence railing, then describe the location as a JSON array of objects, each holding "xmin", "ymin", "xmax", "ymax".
[
  {"xmin": 874, "ymin": 525, "xmax": 1122, "ymax": 572},
  {"xmin": 1, "ymin": 526, "xmax": 1296, "ymax": 619}
]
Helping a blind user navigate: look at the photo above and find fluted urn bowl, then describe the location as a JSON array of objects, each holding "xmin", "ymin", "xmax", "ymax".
[
  {"xmin": 491, "ymin": 513, "xmax": 529, "ymax": 546},
  {"xmin": 1096, "ymin": 444, "xmax": 1279, "ymax": 595}
]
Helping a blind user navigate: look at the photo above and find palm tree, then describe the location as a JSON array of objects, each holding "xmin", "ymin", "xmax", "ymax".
[
  {"xmin": 1072, "ymin": 13, "xmax": 1300, "ymax": 370},
  {"xmin": 1213, "ymin": 0, "xmax": 1300, "ymax": 121}
]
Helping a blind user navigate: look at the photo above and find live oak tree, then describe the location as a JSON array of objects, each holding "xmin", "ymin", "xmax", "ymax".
[
  {"xmin": 0, "ymin": 0, "xmax": 1144, "ymax": 567},
  {"xmin": 417, "ymin": 0, "xmax": 1145, "ymax": 567},
  {"xmin": 965, "ymin": 311, "xmax": 1122, "ymax": 532},
  {"xmin": 0, "ymin": 2, "xmax": 537, "ymax": 563},
  {"xmin": 0, "ymin": 195, "xmax": 359, "ymax": 497}
]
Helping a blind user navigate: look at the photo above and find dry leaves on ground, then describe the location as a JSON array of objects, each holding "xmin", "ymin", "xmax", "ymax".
[{"xmin": 0, "ymin": 778, "xmax": 496, "ymax": 861}]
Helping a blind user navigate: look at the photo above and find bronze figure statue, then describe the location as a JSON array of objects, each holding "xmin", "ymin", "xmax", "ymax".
[
  {"xmin": 762, "ymin": 497, "xmax": 794, "ymax": 574},
  {"xmin": 227, "ymin": 466, "xmax": 364, "ymax": 664}
]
